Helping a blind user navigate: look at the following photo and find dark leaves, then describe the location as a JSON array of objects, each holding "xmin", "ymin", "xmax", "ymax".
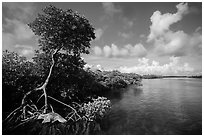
[{"xmin": 28, "ymin": 5, "xmax": 95, "ymax": 54}]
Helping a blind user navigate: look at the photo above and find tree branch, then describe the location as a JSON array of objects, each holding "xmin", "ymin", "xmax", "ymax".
[{"xmin": 34, "ymin": 48, "xmax": 61, "ymax": 113}]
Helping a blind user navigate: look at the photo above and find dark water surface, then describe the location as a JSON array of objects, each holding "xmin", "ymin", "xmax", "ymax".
[{"xmin": 101, "ymin": 78, "xmax": 202, "ymax": 135}]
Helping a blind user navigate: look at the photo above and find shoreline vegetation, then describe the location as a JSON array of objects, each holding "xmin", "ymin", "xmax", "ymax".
[
  {"xmin": 142, "ymin": 74, "xmax": 202, "ymax": 79},
  {"xmin": 2, "ymin": 50, "xmax": 142, "ymax": 134},
  {"xmin": 2, "ymin": 5, "xmax": 142, "ymax": 135}
]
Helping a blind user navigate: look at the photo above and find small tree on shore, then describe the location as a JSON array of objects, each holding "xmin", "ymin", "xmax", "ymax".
[
  {"xmin": 27, "ymin": 5, "xmax": 95, "ymax": 113},
  {"xmin": 4, "ymin": 5, "xmax": 95, "ymax": 124}
]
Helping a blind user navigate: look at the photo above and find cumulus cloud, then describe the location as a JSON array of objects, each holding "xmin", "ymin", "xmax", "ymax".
[
  {"xmin": 103, "ymin": 45, "xmax": 112, "ymax": 57},
  {"xmin": 93, "ymin": 46, "xmax": 103, "ymax": 56},
  {"xmin": 94, "ymin": 28, "xmax": 104, "ymax": 40},
  {"xmin": 15, "ymin": 44, "xmax": 34, "ymax": 57},
  {"xmin": 118, "ymin": 56, "xmax": 194, "ymax": 75},
  {"xmin": 102, "ymin": 2, "xmax": 122, "ymax": 16},
  {"xmin": 93, "ymin": 43, "xmax": 147, "ymax": 58},
  {"xmin": 147, "ymin": 2, "xmax": 202, "ymax": 57},
  {"xmin": 148, "ymin": 3, "xmax": 188, "ymax": 41}
]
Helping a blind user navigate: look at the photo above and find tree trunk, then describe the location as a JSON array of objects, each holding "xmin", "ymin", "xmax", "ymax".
[
  {"xmin": 32, "ymin": 48, "xmax": 60, "ymax": 113},
  {"xmin": 41, "ymin": 49, "xmax": 60, "ymax": 113}
]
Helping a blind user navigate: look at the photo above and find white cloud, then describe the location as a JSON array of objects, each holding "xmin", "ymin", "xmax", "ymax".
[
  {"xmin": 93, "ymin": 46, "xmax": 102, "ymax": 56},
  {"xmin": 126, "ymin": 43, "xmax": 147, "ymax": 57},
  {"xmin": 148, "ymin": 3, "xmax": 188, "ymax": 41},
  {"xmin": 103, "ymin": 45, "xmax": 112, "ymax": 57},
  {"xmin": 21, "ymin": 49, "xmax": 34, "ymax": 56},
  {"xmin": 147, "ymin": 3, "xmax": 201, "ymax": 57},
  {"xmin": 15, "ymin": 44, "xmax": 34, "ymax": 56},
  {"xmin": 93, "ymin": 43, "xmax": 147, "ymax": 58},
  {"xmin": 118, "ymin": 56, "xmax": 194, "ymax": 75},
  {"xmin": 94, "ymin": 28, "xmax": 104, "ymax": 40},
  {"xmin": 102, "ymin": 2, "xmax": 122, "ymax": 16}
]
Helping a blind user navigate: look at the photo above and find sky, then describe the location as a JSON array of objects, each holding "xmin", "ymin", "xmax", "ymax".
[{"xmin": 2, "ymin": 2, "xmax": 202, "ymax": 76}]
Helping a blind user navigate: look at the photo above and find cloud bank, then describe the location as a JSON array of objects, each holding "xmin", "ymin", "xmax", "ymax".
[
  {"xmin": 93, "ymin": 43, "xmax": 147, "ymax": 58},
  {"xmin": 118, "ymin": 56, "xmax": 194, "ymax": 75}
]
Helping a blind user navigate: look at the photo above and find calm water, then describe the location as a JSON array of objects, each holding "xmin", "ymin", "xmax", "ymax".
[{"xmin": 101, "ymin": 78, "xmax": 202, "ymax": 135}]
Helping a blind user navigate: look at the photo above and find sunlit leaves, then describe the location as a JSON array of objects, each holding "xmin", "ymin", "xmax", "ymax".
[{"xmin": 79, "ymin": 97, "xmax": 111, "ymax": 121}]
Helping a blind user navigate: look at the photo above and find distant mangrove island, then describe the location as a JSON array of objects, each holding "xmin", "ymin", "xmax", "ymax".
[{"xmin": 142, "ymin": 74, "xmax": 202, "ymax": 79}]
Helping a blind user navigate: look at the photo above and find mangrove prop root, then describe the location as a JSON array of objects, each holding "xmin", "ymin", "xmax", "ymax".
[
  {"xmin": 4, "ymin": 106, "xmax": 22, "ymax": 122},
  {"xmin": 5, "ymin": 48, "xmax": 62, "ymax": 123},
  {"xmin": 20, "ymin": 48, "xmax": 60, "ymax": 109},
  {"xmin": 33, "ymin": 48, "xmax": 60, "ymax": 113},
  {"xmin": 47, "ymin": 96, "xmax": 82, "ymax": 121}
]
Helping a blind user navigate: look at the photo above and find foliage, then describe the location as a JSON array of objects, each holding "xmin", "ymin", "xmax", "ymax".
[
  {"xmin": 2, "ymin": 4, "xmax": 143, "ymax": 135},
  {"xmin": 142, "ymin": 74, "xmax": 163, "ymax": 79},
  {"xmin": 2, "ymin": 50, "xmax": 39, "ymax": 90},
  {"xmin": 142, "ymin": 75, "xmax": 202, "ymax": 79},
  {"xmin": 2, "ymin": 50, "xmax": 40, "ymax": 115},
  {"xmin": 26, "ymin": 5, "xmax": 96, "ymax": 104},
  {"xmin": 28, "ymin": 5, "xmax": 95, "ymax": 54},
  {"xmin": 85, "ymin": 69, "xmax": 142, "ymax": 93},
  {"xmin": 79, "ymin": 97, "xmax": 111, "ymax": 121}
]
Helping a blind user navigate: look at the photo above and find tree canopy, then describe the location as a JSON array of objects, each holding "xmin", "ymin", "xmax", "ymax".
[{"xmin": 28, "ymin": 5, "xmax": 95, "ymax": 54}]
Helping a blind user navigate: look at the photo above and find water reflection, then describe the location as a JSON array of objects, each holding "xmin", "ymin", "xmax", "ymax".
[{"xmin": 101, "ymin": 79, "xmax": 202, "ymax": 135}]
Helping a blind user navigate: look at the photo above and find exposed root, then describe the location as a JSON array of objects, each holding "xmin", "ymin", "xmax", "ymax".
[
  {"xmin": 47, "ymin": 96, "xmax": 82, "ymax": 121},
  {"xmin": 20, "ymin": 48, "xmax": 61, "ymax": 114},
  {"xmin": 50, "ymin": 104, "xmax": 54, "ymax": 113},
  {"xmin": 3, "ymin": 47, "xmax": 89, "ymax": 133},
  {"xmin": 4, "ymin": 106, "xmax": 22, "ymax": 122}
]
